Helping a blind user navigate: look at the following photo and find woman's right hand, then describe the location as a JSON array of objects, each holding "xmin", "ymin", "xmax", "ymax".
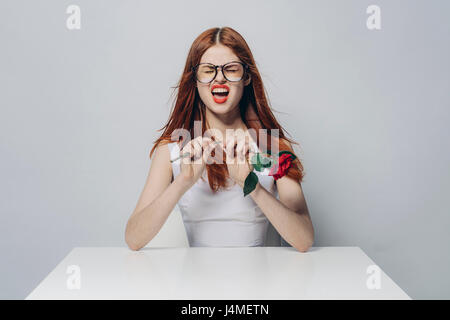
[{"xmin": 178, "ymin": 136, "xmax": 216, "ymax": 188}]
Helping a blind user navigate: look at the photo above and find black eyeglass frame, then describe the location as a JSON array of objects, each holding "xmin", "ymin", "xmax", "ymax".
[{"xmin": 191, "ymin": 61, "xmax": 249, "ymax": 84}]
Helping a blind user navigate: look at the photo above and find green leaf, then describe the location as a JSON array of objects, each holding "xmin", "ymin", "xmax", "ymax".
[
  {"xmin": 243, "ymin": 171, "xmax": 259, "ymax": 197},
  {"xmin": 260, "ymin": 155, "xmax": 272, "ymax": 168},
  {"xmin": 251, "ymin": 153, "xmax": 270, "ymax": 172},
  {"xmin": 250, "ymin": 154, "xmax": 262, "ymax": 171},
  {"xmin": 278, "ymin": 150, "xmax": 297, "ymax": 161}
]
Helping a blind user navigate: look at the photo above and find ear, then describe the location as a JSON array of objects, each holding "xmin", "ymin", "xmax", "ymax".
[{"xmin": 244, "ymin": 73, "xmax": 252, "ymax": 86}]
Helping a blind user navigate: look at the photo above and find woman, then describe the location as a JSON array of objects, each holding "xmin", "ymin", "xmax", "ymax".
[{"xmin": 125, "ymin": 27, "xmax": 314, "ymax": 252}]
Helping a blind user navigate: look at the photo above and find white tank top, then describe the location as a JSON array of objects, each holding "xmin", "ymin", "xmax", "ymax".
[{"xmin": 168, "ymin": 141, "xmax": 278, "ymax": 247}]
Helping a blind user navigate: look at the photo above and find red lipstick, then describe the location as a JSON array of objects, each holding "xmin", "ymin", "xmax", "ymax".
[{"xmin": 211, "ymin": 84, "xmax": 230, "ymax": 104}]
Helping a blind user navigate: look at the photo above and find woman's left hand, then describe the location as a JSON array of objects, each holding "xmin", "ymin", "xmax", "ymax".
[{"xmin": 224, "ymin": 132, "xmax": 255, "ymax": 188}]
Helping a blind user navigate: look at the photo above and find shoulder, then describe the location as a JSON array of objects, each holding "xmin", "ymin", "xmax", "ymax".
[
  {"xmin": 150, "ymin": 141, "xmax": 169, "ymax": 159},
  {"xmin": 278, "ymin": 137, "xmax": 294, "ymax": 152},
  {"xmin": 150, "ymin": 141, "xmax": 174, "ymax": 178},
  {"xmin": 150, "ymin": 140, "xmax": 180, "ymax": 160},
  {"xmin": 282, "ymin": 138, "xmax": 292, "ymax": 148},
  {"xmin": 274, "ymin": 137, "xmax": 304, "ymax": 182}
]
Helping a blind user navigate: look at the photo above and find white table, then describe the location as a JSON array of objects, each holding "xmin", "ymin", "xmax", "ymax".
[{"xmin": 26, "ymin": 246, "xmax": 410, "ymax": 299}]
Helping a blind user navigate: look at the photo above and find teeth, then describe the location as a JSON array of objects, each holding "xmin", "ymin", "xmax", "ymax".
[{"xmin": 212, "ymin": 88, "xmax": 229, "ymax": 93}]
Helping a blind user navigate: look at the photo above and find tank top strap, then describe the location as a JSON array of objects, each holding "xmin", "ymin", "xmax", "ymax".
[{"xmin": 167, "ymin": 142, "xmax": 181, "ymax": 179}]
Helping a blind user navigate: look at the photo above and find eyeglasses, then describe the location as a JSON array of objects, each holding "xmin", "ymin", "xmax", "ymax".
[{"xmin": 191, "ymin": 61, "xmax": 249, "ymax": 84}]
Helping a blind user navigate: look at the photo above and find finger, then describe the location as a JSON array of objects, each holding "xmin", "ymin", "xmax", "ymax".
[
  {"xmin": 177, "ymin": 136, "xmax": 189, "ymax": 151},
  {"xmin": 199, "ymin": 136, "xmax": 215, "ymax": 155},
  {"xmin": 242, "ymin": 140, "xmax": 250, "ymax": 162},
  {"xmin": 201, "ymin": 137, "xmax": 211, "ymax": 154},
  {"xmin": 238, "ymin": 131, "xmax": 257, "ymax": 154},
  {"xmin": 201, "ymin": 136, "xmax": 213, "ymax": 149},
  {"xmin": 193, "ymin": 135, "xmax": 204, "ymax": 143},
  {"xmin": 213, "ymin": 138, "xmax": 225, "ymax": 154},
  {"xmin": 210, "ymin": 140, "xmax": 225, "ymax": 164},
  {"xmin": 202, "ymin": 137, "xmax": 216, "ymax": 160},
  {"xmin": 247, "ymin": 140, "xmax": 257, "ymax": 169},
  {"xmin": 236, "ymin": 139, "xmax": 248, "ymax": 164},
  {"xmin": 248, "ymin": 148, "xmax": 256, "ymax": 162},
  {"xmin": 190, "ymin": 135, "xmax": 204, "ymax": 152},
  {"xmin": 181, "ymin": 139, "xmax": 196, "ymax": 163},
  {"xmin": 203, "ymin": 140, "xmax": 217, "ymax": 164},
  {"xmin": 192, "ymin": 139, "xmax": 203, "ymax": 163},
  {"xmin": 227, "ymin": 135, "xmax": 237, "ymax": 153},
  {"xmin": 181, "ymin": 137, "xmax": 195, "ymax": 152},
  {"xmin": 225, "ymin": 136, "xmax": 237, "ymax": 163},
  {"xmin": 181, "ymin": 143, "xmax": 195, "ymax": 164}
]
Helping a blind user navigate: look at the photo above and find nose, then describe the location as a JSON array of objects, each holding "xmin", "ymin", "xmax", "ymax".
[{"xmin": 214, "ymin": 66, "xmax": 226, "ymax": 83}]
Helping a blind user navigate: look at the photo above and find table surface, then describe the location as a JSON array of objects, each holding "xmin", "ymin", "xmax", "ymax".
[{"xmin": 26, "ymin": 246, "xmax": 410, "ymax": 299}]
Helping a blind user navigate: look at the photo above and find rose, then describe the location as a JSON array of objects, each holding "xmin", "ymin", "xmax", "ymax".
[
  {"xmin": 243, "ymin": 150, "xmax": 296, "ymax": 196},
  {"xmin": 268, "ymin": 153, "xmax": 293, "ymax": 180}
]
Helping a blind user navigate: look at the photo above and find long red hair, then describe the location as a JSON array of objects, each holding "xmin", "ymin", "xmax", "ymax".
[{"xmin": 150, "ymin": 27, "xmax": 305, "ymax": 191}]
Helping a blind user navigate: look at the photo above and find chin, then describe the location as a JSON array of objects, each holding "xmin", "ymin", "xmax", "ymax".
[{"xmin": 205, "ymin": 101, "xmax": 237, "ymax": 115}]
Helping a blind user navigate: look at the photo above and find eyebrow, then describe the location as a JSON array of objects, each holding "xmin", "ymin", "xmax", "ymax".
[{"xmin": 200, "ymin": 61, "xmax": 241, "ymax": 65}]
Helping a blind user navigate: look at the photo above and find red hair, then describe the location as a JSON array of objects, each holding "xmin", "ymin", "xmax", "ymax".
[{"xmin": 150, "ymin": 27, "xmax": 305, "ymax": 191}]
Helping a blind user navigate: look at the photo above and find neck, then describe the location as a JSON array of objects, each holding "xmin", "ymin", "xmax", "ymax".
[{"xmin": 204, "ymin": 105, "xmax": 247, "ymax": 138}]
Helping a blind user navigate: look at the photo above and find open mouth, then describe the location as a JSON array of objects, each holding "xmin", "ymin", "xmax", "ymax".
[
  {"xmin": 212, "ymin": 90, "xmax": 229, "ymax": 97},
  {"xmin": 211, "ymin": 85, "xmax": 229, "ymax": 103}
]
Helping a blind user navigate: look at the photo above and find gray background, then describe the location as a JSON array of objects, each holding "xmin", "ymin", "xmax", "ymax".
[{"xmin": 1, "ymin": 0, "xmax": 449, "ymax": 299}]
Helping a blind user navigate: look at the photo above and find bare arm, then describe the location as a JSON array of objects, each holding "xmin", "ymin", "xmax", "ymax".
[
  {"xmin": 124, "ymin": 143, "xmax": 191, "ymax": 251},
  {"xmin": 225, "ymin": 133, "xmax": 314, "ymax": 252},
  {"xmin": 125, "ymin": 137, "xmax": 214, "ymax": 250},
  {"xmin": 249, "ymin": 178, "xmax": 314, "ymax": 252},
  {"xmin": 249, "ymin": 138, "xmax": 314, "ymax": 252}
]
